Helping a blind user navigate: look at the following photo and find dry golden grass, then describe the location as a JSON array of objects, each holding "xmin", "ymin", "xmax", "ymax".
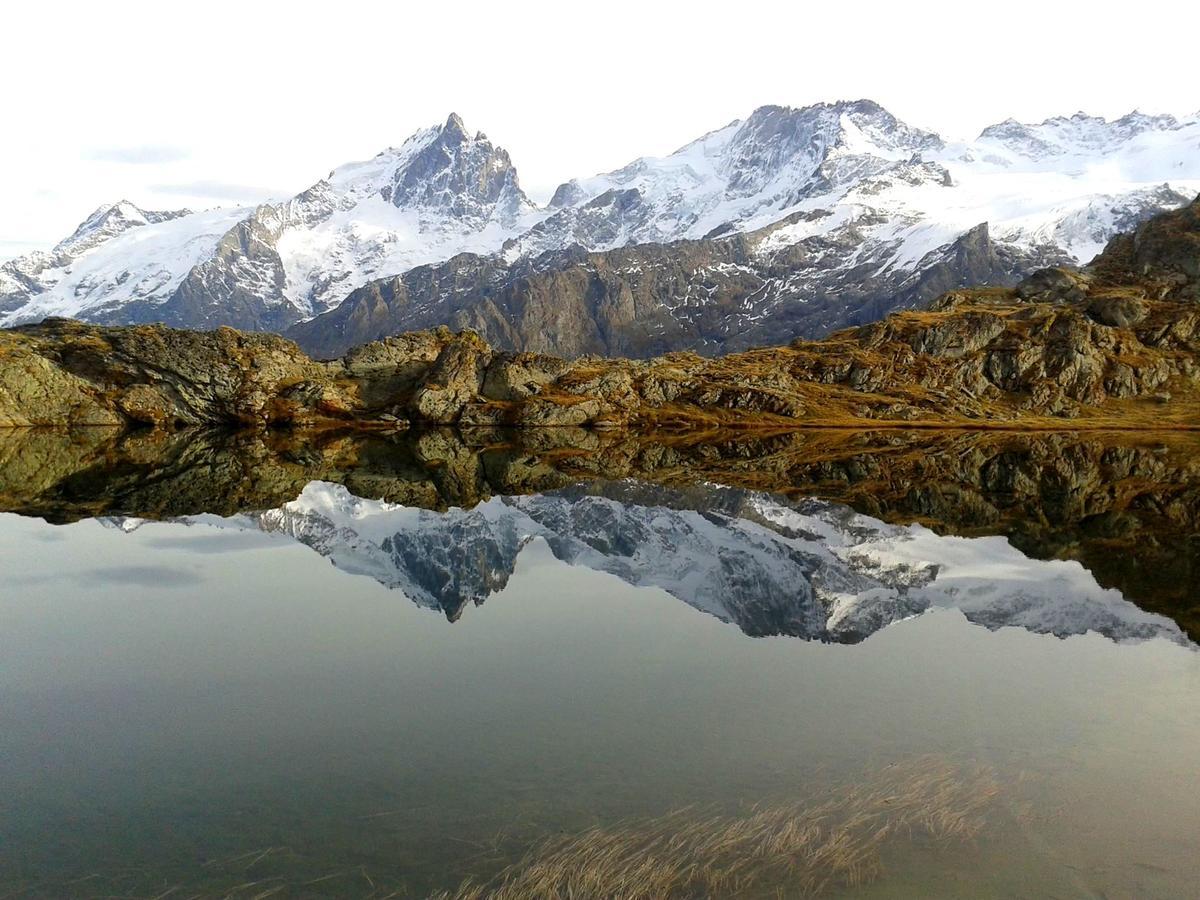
[{"xmin": 430, "ymin": 757, "xmax": 1000, "ymax": 900}]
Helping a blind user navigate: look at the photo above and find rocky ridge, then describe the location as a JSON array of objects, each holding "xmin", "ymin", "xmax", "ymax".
[
  {"xmin": 2, "ymin": 198, "xmax": 1199, "ymax": 431},
  {"xmin": 287, "ymin": 216, "xmax": 1064, "ymax": 360}
]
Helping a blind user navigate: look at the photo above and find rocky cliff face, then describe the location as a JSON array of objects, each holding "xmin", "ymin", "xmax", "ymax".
[
  {"xmin": 287, "ymin": 217, "xmax": 1066, "ymax": 359},
  {"xmin": 385, "ymin": 113, "xmax": 528, "ymax": 226}
]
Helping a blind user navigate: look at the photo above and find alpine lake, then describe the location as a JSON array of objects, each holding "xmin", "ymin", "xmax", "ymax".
[{"xmin": 1, "ymin": 425, "xmax": 1198, "ymax": 898}]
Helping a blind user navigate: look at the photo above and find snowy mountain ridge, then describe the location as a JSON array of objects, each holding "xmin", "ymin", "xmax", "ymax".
[
  {"xmin": 510, "ymin": 100, "xmax": 947, "ymax": 258},
  {"xmin": 0, "ymin": 199, "xmax": 190, "ymax": 299},
  {"xmin": 273, "ymin": 113, "xmax": 541, "ymax": 317},
  {"xmin": 0, "ymin": 202, "xmax": 249, "ymax": 323},
  {"xmin": 3, "ymin": 101, "xmax": 1198, "ymax": 352}
]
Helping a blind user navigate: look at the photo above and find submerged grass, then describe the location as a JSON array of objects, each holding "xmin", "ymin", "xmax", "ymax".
[
  {"xmin": 1, "ymin": 758, "xmax": 1004, "ymax": 898},
  {"xmin": 430, "ymin": 757, "xmax": 1001, "ymax": 900}
]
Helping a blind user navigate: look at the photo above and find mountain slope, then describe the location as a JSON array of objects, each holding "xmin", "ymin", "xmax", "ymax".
[
  {"xmin": 508, "ymin": 100, "xmax": 946, "ymax": 256},
  {"xmin": 292, "ymin": 104, "xmax": 1200, "ymax": 356},
  {"xmin": 0, "ymin": 200, "xmax": 222, "ymax": 320},
  {"xmin": 287, "ymin": 214, "xmax": 1062, "ymax": 359}
]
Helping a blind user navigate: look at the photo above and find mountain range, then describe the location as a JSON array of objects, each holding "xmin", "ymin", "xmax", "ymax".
[{"xmin": 3, "ymin": 102, "xmax": 1198, "ymax": 357}]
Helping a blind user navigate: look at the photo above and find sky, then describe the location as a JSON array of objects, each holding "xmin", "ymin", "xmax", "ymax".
[{"xmin": 3, "ymin": 0, "xmax": 1198, "ymax": 259}]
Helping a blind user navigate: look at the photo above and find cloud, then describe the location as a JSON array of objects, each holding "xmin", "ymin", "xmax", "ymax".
[
  {"xmin": 149, "ymin": 179, "xmax": 286, "ymax": 204},
  {"xmin": 85, "ymin": 145, "xmax": 192, "ymax": 165},
  {"xmin": 144, "ymin": 531, "xmax": 284, "ymax": 553},
  {"xmin": 78, "ymin": 565, "xmax": 205, "ymax": 588},
  {"xmin": 10, "ymin": 565, "xmax": 204, "ymax": 589}
]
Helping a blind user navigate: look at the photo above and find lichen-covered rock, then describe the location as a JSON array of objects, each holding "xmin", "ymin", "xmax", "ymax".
[
  {"xmin": 560, "ymin": 367, "xmax": 641, "ymax": 406},
  {"xmin": 458, "ymin": 403, "xmax": 511, "ymax": 427},
  {"xmin": 0, "ymin": 341, "xmax": 123, "ymax": 426},
  {"xmin": 1087, "ymin": 293, "xmax": 1149, "ymax": 328},
  {"xmin": 516, "ymin": 398, "xmax": 604, "ymax": 427},
  {"xmin": 482, "ymin": 352, "xmax": 567, "ymax": 401},
  {"xmin": 1092, "ymin": 195, "xmax": 1200, "ymax": 301},
  {"xmin": 117, "ymin": 384, "xmax": 191, "ymax": 426},
  {"xmin": 409, "ymin": 331, "xmax": 493, "ymax": 424},
  {"xmin": 906, "ymin": 312, "xmax": 1006, "ymax": 358},
  {"xmin": 339, "ymin": 331, "xmax": 445, "ymax": 378},
  {"xmin": 1016, "ymin": 267, "xmax": 1092, "ymax": 304}
]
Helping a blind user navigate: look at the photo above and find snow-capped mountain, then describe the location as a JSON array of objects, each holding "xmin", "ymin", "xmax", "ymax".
[
  {"xmin": 0, "ymin": 199, "xmax": 221, "ymax": 320},
  {"xmin": 508, "ymin": 102, "xmax": 1200, "ymax": 271},
  {"xmin": 27, "ymin": 200, "xmax": 192, "ymax": 265},
  {"xmin": 165, "ymin": 480, "xmax": 1187, "ymax": 646},
  {"xmin": 267, "ymin": 113, "xmax": 538, "ymax": 318},
  {"xmin": 975, "ymin": 110, "xmax": 1188, "ymax": 163},
  {"xmin": 505, "ymin": 100, "xmax": 947, "ymax": 258},
  {"xmin": 4, "ymin": 103, "xmax": 1198, "ymax": 354},
  {"xmin": 1, "ymin": 114, "xmax": 540, "ymax": 330},
  {"xmin": 291, "ymin": 103, "xmax": 1199, "ymax": 357}
]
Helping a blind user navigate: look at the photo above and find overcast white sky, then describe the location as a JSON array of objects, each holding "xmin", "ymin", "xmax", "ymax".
[{"xmin": 3, "ymin": 0, "xmax": 1197, "ymax": 259}]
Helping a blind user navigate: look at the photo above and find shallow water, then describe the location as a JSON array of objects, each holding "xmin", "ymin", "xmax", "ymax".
[{"xmin": 0, "ymin": 428, "xmax": 1198, "ymax": 897}]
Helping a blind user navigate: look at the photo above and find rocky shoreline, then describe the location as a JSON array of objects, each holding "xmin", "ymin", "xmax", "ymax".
[{"xmin": 1, "ymin": 198, "xmax": 1198, "ymax": 431}]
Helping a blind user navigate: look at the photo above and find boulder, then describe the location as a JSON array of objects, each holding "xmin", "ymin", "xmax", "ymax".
[
  {"xmin": 906, "ymin": 313, "xmax": 1006, "ymax": 358},
  {"xmin": 1087, "ymin": 293, "xmax": 1149, "ymax": 328},
  {"xmin": 516, "ymin": 398, "xmax": 604, "ymax": 427},
  {"xmin": 409, "ymin": 332, "xmax": 492, "ymax": 424},
  {"xmin": 1015, "ymin": 267, "xmax": 1092, "ymax": 304},
  {"xmin": 482, "ymin": 352, "xmax": 567, "ymax": 401}
]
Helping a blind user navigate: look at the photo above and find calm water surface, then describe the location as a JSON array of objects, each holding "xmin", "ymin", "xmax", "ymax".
[{"xmin": 0, "ymin": 429, "xmax": 1198, "ymax": 897}]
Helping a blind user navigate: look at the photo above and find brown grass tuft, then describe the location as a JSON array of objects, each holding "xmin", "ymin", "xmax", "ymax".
[{"xmin": 430, "ymin": 757, "xmax": 1001, "ymax": 899}]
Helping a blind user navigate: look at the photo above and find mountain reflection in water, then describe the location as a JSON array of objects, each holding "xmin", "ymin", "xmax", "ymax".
[
  {"xmin": 2, "ymin": 425, "xmax": 1196, "ymax": 644},
  {"xmin": 140, "ymin": 479, "xmax": 1183, "ymax": 646}
]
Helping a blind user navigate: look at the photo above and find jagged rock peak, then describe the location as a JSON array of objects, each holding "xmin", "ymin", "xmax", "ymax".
[
  {"xmin": 737, "ymin": 99, "xmax": 940, "ymax": 144},
  {"xmin": 440, "ymin": 111, "xmax": 492, "ymax": 143},
  {"xmin": 49, "ymin": 201, "xmax": 149, "ymax": 258},
  {"xmin": 327, "ymin": 112, "xmax": 531, "ymax": 225},
  {"xmin": 62, "ymin": 200, "xmax": 190, "ymax": 244},
  {"xmin": 77, "ymin": 200, "xmax": 149, "ymax": 229}
]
